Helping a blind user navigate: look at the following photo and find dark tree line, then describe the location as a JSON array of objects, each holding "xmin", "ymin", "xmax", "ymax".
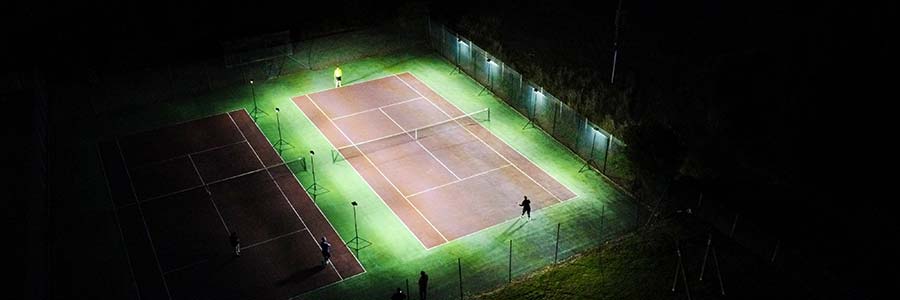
[{"xmin": 437, "ymin": 0, "xmax": 889, "ymax": 296}]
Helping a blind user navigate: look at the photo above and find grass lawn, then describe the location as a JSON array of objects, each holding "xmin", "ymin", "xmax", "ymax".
[{"xmin": 473, "ymin": 215, "xmax": 806, "ymax": 300}]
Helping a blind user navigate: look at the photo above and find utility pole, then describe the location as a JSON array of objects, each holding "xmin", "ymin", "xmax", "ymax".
[{"xmin": 611, "ymin": 0, "xmax": 624, "ymax": 84}]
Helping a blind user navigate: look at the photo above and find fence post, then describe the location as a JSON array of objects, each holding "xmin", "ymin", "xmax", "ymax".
[
  {"xmin": 699, "ymin": 234, "xmax": 712, "ymax": 281},
  {"xmin": 458, "ymin": 258, "xmax": 463, "ymax": 300},
  {"xmin": 713, "ymin": 247, "xmax": 726, "ymax": 295},
  {"xmin": 554, "ymin": 223, "xmax": 561, "ymax": 263},
  {"xmin": 730, "ymin": 214, "xmax": 740, "ymax": 237},
  {"xmin": 508, "ymin": 240, "xmax": 512, "ymax": 283},
  {"xmin": 550, "ymin": 99, "xmax": 560, "ymax": 135},
  {"xmin": 697, "ymin": 192, "xmax": 703, "ymax": 209},
  {"xmin": 602, "ymin": 134, "xmax": 612, "ymax": 174},
  {"xmin": 771, "ymin": 240, "xmax": 781, "ymax": 263}
]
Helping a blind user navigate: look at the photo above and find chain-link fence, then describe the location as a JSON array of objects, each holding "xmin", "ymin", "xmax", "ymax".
[
  {"xmin": 374, "ymin": 203, "xmax": 644, "ymax": 300},
  {"xmin": 427, "ymin": 20, "xmax": 635, "ymax": 191}
]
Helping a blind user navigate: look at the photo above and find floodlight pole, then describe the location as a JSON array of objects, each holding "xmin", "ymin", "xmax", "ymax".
[
  {"xmin": 352, "ymin": 202, "xmax": 359, "ymax": 254},
  {"xmin": 348, "ymin": 201, "xmax": 369, "ymax": 253},
  {"xmin": 451, "ymin": 37, "xmax": 463, "ymax": 75},
  {"xmin": 579, "ymin": 127, "xmax": 600, "ymax": 172},
  {"xmin": 310, "ymin": 150, "xmax": 317, "ymax": 194},
  {"xmin": 479, "ymin": 58, "xmax": 493, "ymax": 95},
  {"xmin": 306, "ymin": 150, "xmax": 325, "ymax": 197},
  {"xmin": 611, "ymin": 0, "xmax": 624, "ymax": 84},
  {"xmin": 249, "ymin": 80, "xmax": 268, "ymax": 121},
  {"xmin": 272, "ymin": 108, "xmax": 293, "ymax": 154}
]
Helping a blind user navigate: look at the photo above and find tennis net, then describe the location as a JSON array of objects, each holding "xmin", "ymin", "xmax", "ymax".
[{"xmin": 331, "ymin": 108, "xmax": 490, "ymax": 162}]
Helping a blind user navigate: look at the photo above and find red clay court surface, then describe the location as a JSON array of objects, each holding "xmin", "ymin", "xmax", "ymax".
[
  {"xmin": 293, "ymin": 73, "xmax": 577, "ymax": 249},
  {"xmin": 98, "ymin": 110, "xmax": 363, "ymax": 300}
]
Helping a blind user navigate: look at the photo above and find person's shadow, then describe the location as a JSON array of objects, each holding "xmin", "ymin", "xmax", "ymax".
[
  {"xmin": 499, "ymin": 218, "xmax": 526, "ymax": 240},
  {"xmin": 276, "ymin": 265, "xmax": 326, "ymax": 286}
]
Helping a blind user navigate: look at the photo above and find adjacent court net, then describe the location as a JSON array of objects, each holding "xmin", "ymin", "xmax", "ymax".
[{"xmin": 332, "ymin": 108, "xmax": 490, "ymax": 162}]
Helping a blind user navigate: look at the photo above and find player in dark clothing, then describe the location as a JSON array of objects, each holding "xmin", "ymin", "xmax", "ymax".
[
  {"xmin": 418, "ymin": 271, "xmax": 429, "ymax": 300},
  {"xmin": 230, "ymin": 231, "xmax": 241, "ymax": 257},
  {"xmin": 519, "ymin": 196, "xmax": 532, "ymax": 219},
  {"xmin": 320, "ymin": 236, "xmax": 332, "ymax": 266},
  {"xmin": 390, "ymin": 288, "xmax": 407, "ymax": 300}
]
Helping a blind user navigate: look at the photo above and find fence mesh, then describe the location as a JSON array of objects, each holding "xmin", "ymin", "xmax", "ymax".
[{"xmin": 426, "ymin": 20, "xmax": 636, "ymax": 189}]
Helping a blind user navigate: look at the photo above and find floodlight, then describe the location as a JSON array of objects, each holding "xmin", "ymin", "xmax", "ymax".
[
  {"xmin": 310, "ymin": 150, "xmax": 315, "ymax": 155},
  {"xmin": 351, "ymin": 201, "xmax": 358, "ymax": 206}
]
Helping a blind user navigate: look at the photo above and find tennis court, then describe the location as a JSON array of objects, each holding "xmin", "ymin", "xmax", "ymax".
[
  {"xmin": 97, "ymin": 110, "xmax": 363, "ymax": 300},
  {"xmin": 293, "ymin": 73, "xmax": 577, "ymax": 249}
]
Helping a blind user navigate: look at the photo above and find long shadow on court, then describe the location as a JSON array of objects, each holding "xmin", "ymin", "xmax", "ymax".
[
  {"xmin": 498, "ymin": 218, "xmax": 527, "ymax": 240},
  {"xmin": 277, "ymin": 265, "xmax": 327, "ymax": 286}
]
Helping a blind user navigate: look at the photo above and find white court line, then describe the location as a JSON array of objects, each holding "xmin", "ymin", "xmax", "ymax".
[
  {"xmin": 240, "ymin": 228, "xmax": 307, "ymax": 251},
  {"xmin": 115, "ymin": 138, "xmax": 173, "ymax": 300},
  {"xmin": 162, "ymin": 259, "xmax": 209, "ymax": 276},
  {"xmin": 406, "ymin": 164, "xmax": 512, "ymax": 198},
  {"xmin": 228, "ymin": 111, "xmax": 345, "ymax": 280},
  {"xmin": 294, "ymin": 95, "xmax": 433, "ymax": 250},
  {"xmin": 378, "ymin": 107, "xmax": 462, "ymax": 180},
  {"xmin": 307, "ymin": 95, "xmax": 450, "ymax": 243},
  {"xmin": 135, "ymin": 186, "xmax": 204, "ymax": 206},
  {"xmin": 97, "ymin": 144, "xmax": 144, "ymax": 300},
  {"xmin": 187, "ymin": 154, "xmax": 230, "ymax": 235},
  {"xmin": 247, "ymin": 107, "xmax": 367, "ymax": 275},
  {"xmin": 129, "ymin": 139, "xmax": 248, "ymax": 171},
  {"xmin": 394, "ymin": 74, "xmax": 564, "ymax": 203},
  {"xmin": 331, "ymin": 97, "xmax": 424, "ymax": 120}
]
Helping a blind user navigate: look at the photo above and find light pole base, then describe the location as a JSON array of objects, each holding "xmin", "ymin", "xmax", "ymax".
[
  {"xmin": 273, "ymin": 139, "xmax": 294, "ymax": 154},
  {"xmin": 250, "ymin": 106, "xmax": 269, "ymax": 121}
]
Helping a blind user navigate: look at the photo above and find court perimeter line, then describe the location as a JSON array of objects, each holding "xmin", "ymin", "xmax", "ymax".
[
  {"xmin": 406, "ymin": 164, "xmax": 512, "ymax": 198},
  {"xmin": 331, "ymin": 96, "xmax": 424, "ymax": 120},
  {"xmin": 115, "ymin": 138, "xmax": 174, "ymax": 300},
  {"xmin": 129, "ymin": 139, "xmax": 248, "ymax": 171},
  {"xmin": 187, "ymin": 154, "xmax": 230, "ymax": 235},
  {"xmin": 293, "ymin": 95, "xmax": 433, "ymax": 252},
  {"xmin": 307, "ymin": 95, "xmax": 450, "ymax": 244},
  {"xmin": 247, "ymin": 107, "xmax": 367, "ymax": 274},
  {"xmin": 96, "ymin": 144, "xmax": 144, "ymax": 300},
  {"xmin": 395, "ymin": 74, "xmax": 564, "ymax": 203},
  {"xmin": 229, "ymin": 111, "xmax": 345, "ymax": 280},
  {"xmin": 241, "ymin": 228, "xmax": 308, "ymax": 251},
  {"xmin": 161, "ymin": 258, "xmax": 209, "ymax": 276},
  {"xmin": 377, "ymin": 107, "xmax": 462, "ymax": 180}
]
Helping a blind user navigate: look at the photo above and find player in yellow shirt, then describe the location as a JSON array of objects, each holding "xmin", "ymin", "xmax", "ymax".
[{"xmin": 334, "ymin": 66, "xmax": 343, "ymax": 87}]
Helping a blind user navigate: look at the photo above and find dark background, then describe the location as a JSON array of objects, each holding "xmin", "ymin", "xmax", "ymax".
[{"xmin": 6, "ymin": 0, "xmax": 891, "ymax": 299}]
